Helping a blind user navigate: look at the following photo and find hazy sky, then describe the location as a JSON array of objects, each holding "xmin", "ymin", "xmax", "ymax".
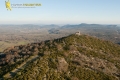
[{"xmin": 0, "ymin": 0, "xmax": 120, "ymax": 24}]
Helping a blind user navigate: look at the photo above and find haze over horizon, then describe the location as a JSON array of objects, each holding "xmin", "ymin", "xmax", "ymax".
[{"xmin": 0, "ymin": 0, "xmax": 120, "ymax": 24}]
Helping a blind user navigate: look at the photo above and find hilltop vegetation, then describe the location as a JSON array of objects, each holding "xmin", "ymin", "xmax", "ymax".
[{"xmin": 0, "ymin": 34, "xmax": 120, "ymax": 80}]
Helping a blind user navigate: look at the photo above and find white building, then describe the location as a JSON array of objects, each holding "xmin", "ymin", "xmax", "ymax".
[{"xmin": 75, "ymin": 31, "xmax": 81, "ymax": 35}]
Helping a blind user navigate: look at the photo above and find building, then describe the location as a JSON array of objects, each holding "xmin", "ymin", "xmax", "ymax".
[{"xmin": 75, "ymin": 31, "xmax": 81, "ymax": 36}]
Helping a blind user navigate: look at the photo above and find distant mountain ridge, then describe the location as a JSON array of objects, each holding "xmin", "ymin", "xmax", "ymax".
[
  {"xmin": 61, "ymin": 23, "xmax": 117, "ymax": 29},
  {"xmin": 47, "ymin": 23, "xmax": 120, "ymax": 44}
]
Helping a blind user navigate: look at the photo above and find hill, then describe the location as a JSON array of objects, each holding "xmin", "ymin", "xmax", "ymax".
[
  {"xmin": 0, "ymin": 34, "xmax": 120, "ymax": 80},
  {"xmin": 49, "ymin": 23, "xmax": 120, "ymax": 43}
]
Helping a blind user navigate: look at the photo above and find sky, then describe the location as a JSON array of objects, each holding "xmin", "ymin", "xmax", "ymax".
[{"xmin": 0, "ymin": 0, "xmax": 120, "ymax": 24}]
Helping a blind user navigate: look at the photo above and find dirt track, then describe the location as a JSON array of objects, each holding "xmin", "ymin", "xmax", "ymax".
[{"xmin": 4, "ymin": 55, "xmax": 39, "ymax": 78}]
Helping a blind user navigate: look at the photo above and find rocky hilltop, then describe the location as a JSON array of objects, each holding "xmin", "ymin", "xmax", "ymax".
[{"xmin": 0, "ymin": 34, "xmax": 120, "ymax": 80}]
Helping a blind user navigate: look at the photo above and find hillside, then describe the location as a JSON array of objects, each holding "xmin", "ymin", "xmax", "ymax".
[{"xmin": 0, "ymin": 34, "xmax": 120, "ymax": 80}]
